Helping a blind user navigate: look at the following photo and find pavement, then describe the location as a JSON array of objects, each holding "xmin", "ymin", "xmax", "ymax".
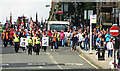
[{"xmin": 76, "ymin": 46, "xmax": 117, "ymax": 69}]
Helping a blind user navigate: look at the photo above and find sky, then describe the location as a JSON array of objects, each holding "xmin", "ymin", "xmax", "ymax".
[{"xmin": 0, "ymin": 0, "xmax": 52, "ymax": 24}]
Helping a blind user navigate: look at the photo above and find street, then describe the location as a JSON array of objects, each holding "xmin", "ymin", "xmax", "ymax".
[{"xmin": 1, "ymin": 40, "xmax": 96, "ymax": 70}]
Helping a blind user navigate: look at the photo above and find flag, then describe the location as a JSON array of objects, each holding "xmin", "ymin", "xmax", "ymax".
[
  {"xmin": 36, "ymin": 12, "xmax": 38, "ymax": 25},
  {"xmin": 10, "ymin": 12, "xmax": 12, "ymax": 25},
  {"xmin": 40, "ymin": 18, "xmax": 43, "ymax": 31}
]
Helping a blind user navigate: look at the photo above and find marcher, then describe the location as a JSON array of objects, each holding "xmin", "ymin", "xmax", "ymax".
[
  {"xmin": 51, "ymin": 32, "xmax": 56, "ymax": 51},
  {"xmin": 66, "ymin": 30, "xmax": 71, "ymax": 47},
  {"xmin": 2, "ymin": 30, "xmax": 8, "ymax": 47},
  {"xmin": 28, "ymin": 36, "xmax": 33, "ymax": 55},
  {"xmin": 13, "ymin": 34, "xmax": 19, "ymax": 53},
  {"xmin": 35, "ymin": 35, "xmax": 40, "ymax": 55},
  {"xmin": 42, "ymin": 34, "xmax": 47, "ymax": 52},
  {"xmin": 59, "ymin": 30, "xmax": 65, "ymax": 47}
]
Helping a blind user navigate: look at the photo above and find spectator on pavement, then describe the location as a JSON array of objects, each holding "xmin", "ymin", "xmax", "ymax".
[
  {"xmin": 72, "ymin": 32, "xmax": 78, "ymax": 52},
  {"xmin": 107, "ymin": 39, "xmax": 113, "ymax": 58}
]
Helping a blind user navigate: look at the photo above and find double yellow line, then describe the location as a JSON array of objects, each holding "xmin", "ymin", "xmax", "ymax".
[{"xmin": 79, "ymin": 55, "xmax": 99, "ymax": 69}]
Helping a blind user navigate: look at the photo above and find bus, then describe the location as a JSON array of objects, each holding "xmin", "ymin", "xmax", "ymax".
[{"xmin": 47, "ymin": 21, "xmax": 70, "ymax": 32}]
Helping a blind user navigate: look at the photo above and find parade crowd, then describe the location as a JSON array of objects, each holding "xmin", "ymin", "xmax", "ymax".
[
  {"xmin": 1, "ymin": 25, "xmax": 114, "ymax": 56},
  {"xmin": 1, "ymin": 23, "xmax": 120, "ymax": 67}
]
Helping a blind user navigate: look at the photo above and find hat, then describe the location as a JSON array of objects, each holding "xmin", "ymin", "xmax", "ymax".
[{"xmin": 49, "ymin": 30, "xmax": 51, "ymax": 32}]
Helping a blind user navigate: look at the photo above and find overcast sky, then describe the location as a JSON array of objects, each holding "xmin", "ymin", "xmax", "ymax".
[{"xmin": 0, "ymin": 0, "xmax": 52, "ymax": 24}]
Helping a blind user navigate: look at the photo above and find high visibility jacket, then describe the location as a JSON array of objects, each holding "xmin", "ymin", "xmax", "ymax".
[
  {"xmin": 14, "ymin": 36, "xmax": 19, "ymax": 42},
  {"xmin": 32, "ymin": 37, "xmax": 37, "ymax": 46},
  {"xmin": 28, "ymin": 38, "xmax": 33, "ymax": 45},
  {"xmin": 36, "ymin": 38, "xmax": 40, "ymax": 44},
  {"xmin": 52, "ymin": 33, "xmax": 60, "ymax": 41},
  {"xmin": 2, "ymin": 32, "xmax": 8, "ymax": 39},
  {"xmin": 2, "ymin": 32, "xmax": 5, "ymax": 39}
]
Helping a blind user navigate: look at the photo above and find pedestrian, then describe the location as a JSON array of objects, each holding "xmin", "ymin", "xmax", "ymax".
[
  {"xmin": 13, "ymin": 34, "xmax": 19, "ymax": 53},
  {"xmin": 66, "ymin": 30, "xmax": 71, "ymax": 47},
  {"xmin": 35, "ymin": 35, "xmax": 40, "ymax": 55},
  {"xmin": 117, "ymin": 48, "xmax": 120, "ymax": 67},
  {"xmin": 2, "ymin": 29, "xmax": 8, "ymax": 47},
  {"xmin": 32, "ymin": 34, "xmax": 37, "ymax": 52},
  {"xmin": 105, "ymin": 30, "xmax": 111, "ymax": 49},
  {"xmin": 59, "ymin": 30, "xmax": 65, "ymax": 47},
  {"xmin": 51, "ymin": 32, "xmax": 56, "ymax": 51},
  {"xmin": 70, "ymin": 29, "xmax": 73, "ymax": 47},
  {"xmin": 72, "ymin": 32, "xmax": 78, "ymax": 52},
  {"xmin": 107, "ymin": 39, "xmax": 113, "ymax": 57},
  {"xmin": 27, "ymin": 36, "xmax": 33, "ymax": 55},
  {"xmin": 77, "ymin": 29, "xmax": 84, "ymax": 49},
  {"xmin": 48, "ymin": 30, "xmax": 52, "ymax": 46},
  {"xmin": 42, "ymin": 34, "xmax": 47, "ymax": 52},
  {"xmin": 54, "ymin": 30, "xmax": 59, "ymax": 51},
  {"xmin": 84, "ymin": 34, "xmax": 89, "ymax": 52}
]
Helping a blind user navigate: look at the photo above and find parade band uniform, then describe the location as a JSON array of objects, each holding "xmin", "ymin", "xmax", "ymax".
[
  {"xmin": 28, "ymin": 38, "xmax": 33, "ymax": 55},
  {"xmin": 35, "ymin": 37, "xmax": 40, "ymax": 55},
  {"xmin": 2, "ymin": 31, "xmax": 8, "ymax": 47},
  {"xmin": 14, "ymin": 35, "xmax": 19, "ymax": 53}
]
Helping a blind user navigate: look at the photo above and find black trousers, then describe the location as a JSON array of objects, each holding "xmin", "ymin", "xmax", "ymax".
[
  {"xmin": 118, "ymin": 58, "xmax": 120, "ymax": 66},
  {"xmin": 79, "ymin": 41, "xmax": 84, "ymax": 49},
  {"xmin": 33, "ymin": 46, "xmax": 36, "ymax": 52},
  {"xmin": 51, "ymin": 41, "xmax": 55, "ymax": 49},
  {"xmin": 28, "ymin": 44, "xmax": 32, "ymax": 55},
  {"xmin": 3, "ymin": 39, "xmax": 8, "ymax": 47},
  {"xmin": 15, "ymin": 42, "xmax": 19, "ymax": 53},
  {"xmin": 36, "ymin": 44, "xmax": 40, "ymax": 55},
  {"xmin": 43, "ymin": 46, "xmax": 47, "ymax": 51}
]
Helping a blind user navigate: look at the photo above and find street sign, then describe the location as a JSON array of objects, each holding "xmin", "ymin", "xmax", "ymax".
[
  {"xmin": 110, "ymin": 26, "xmax": 119, "ymax": 36},
  {"xmin": 58, "ymin": 9, "xmax": 63, "ymax": 15},
  {"xmin": 90, "ymin": 14, "xmax": 97, "ymax": 23}
]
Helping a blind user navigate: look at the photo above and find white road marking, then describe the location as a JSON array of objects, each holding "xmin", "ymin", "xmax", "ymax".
[
  {"xmin": 46, "ymin": 52, "xmax": 63, "ymax": 69},
  {"xmin": 38, "ymin": 66, "xmax": 44, "ymax": 68},
  {"xmin": 2, "ymin": 64, "xmax": 9, "ymax": 66},
  {"xmin": 65, "ymin": 63, "xmax": 83, "ymax": 66}
]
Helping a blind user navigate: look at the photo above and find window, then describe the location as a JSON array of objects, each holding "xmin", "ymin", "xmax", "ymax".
[{"xmin": 50, "ymin": 24, "xmax": 68, "ymax": 32}]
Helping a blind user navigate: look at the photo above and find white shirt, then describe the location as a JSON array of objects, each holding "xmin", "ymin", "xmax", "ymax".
[
  {"xmin": 77, "ymin": 33, "xmax": 83, "ymax": 42},
  {"xmin": 65, "ymin": 32, "xmax": 71, "ymax": 38},
  {"xmin": 107, "ymin": 42, "xmax": 113, "ymax": 50}
]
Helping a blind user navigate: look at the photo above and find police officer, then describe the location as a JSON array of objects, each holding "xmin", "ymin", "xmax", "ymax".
[
  {"xmin": 28, "ymin": 36, "xmax": 33, "ymax": 55},
  {"xmin": 13, "ymin": 34, "xmax": 19, "ymax": 53},
  {"xmin": 35, "ymin": 35, "xmax": 40, "ymax": 55},
  {"xmin": 2, "ymin": 29, "xmax": 8, "ymax": 47}
]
